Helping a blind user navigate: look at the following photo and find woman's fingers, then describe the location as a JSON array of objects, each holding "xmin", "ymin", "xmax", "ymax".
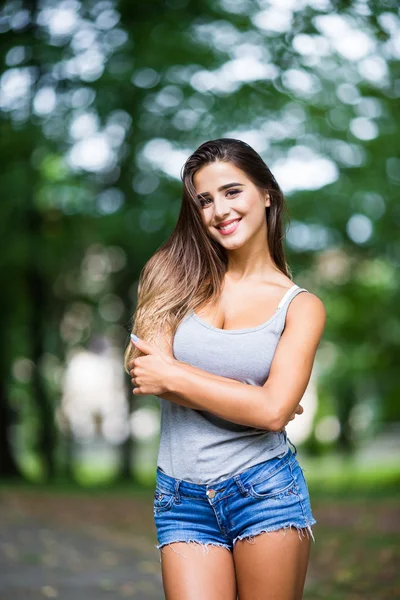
[{"xmin": 278, "ymin": 405, "xmax": 305, "ymax": 431}]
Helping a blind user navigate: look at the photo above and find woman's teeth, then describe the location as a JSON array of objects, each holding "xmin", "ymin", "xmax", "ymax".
[{"xmin": 217, "ymin": 219, "xmax": 241, "ymax": 235}]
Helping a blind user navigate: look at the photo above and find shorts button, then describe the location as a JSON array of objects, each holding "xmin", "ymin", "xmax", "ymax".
[{"xmin": 206, "ymin": 489, "xmax": 216, "ymax": 499}]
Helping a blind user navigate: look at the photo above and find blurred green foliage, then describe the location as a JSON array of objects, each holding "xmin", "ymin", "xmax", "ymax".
[{"xmin": 0, "ymin": 0, "xmax": 399, "ymax": 482}]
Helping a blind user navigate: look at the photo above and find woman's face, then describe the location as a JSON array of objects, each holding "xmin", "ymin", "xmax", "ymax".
[{"xmin": 193, "ymin": 161, "xmax": 270, "ymax": 249}]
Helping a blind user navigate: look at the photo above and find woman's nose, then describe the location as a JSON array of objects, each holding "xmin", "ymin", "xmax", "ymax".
[{"xmin": 213, "ymin": 198, "xmax": 231, "ymax": 219}]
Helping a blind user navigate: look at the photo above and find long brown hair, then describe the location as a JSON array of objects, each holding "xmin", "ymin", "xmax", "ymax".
[{"xmin": 123, "ymin": 138, "xmax": 291, "ymax": 373}]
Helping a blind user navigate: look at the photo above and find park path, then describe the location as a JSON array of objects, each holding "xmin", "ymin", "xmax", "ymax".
[
  {"xmin": 1, "ymin": 488, "xmax": 399, "ymax": 599},
  {"xmin": 0, "ymin": 489, "xmax": 163, "ymax": 599}
]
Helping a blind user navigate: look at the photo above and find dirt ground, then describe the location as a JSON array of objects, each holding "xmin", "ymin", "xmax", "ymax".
[{"xmin": 0, "ymin": 489, "xmax": 399, "ymax": 599}]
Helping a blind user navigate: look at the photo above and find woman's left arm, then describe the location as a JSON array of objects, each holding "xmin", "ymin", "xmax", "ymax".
[{"xmin": 261, "ymin": 292, "xmax": 326, "ymax": 430}]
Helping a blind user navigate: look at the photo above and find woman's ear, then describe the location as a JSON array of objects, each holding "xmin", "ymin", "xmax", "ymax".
[{"xmin": 265, "ymin": 193, "xmax": 271, "ymax": 208}]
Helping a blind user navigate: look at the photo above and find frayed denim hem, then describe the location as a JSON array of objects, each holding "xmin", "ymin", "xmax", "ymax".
[
  {"xmin": 154, "ymin": 539, "xmax": 232, "ymax": 561},
  {"xmin": 233, "ymin": 521, "xmax": 316, "ymax": 547}
]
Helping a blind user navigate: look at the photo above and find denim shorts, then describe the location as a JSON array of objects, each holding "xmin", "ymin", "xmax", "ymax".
[{"xmin": 153, "ymin": 439, "xmax": 316, "ymax": 555}]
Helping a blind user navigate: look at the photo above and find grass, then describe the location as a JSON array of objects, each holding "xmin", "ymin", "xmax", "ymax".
[
  {"xmin": 301, "ymin": 455, "xmax": 400, "ymax": 499},
  {"xmin": 3, "ymin": 451, "xmax": 398, "ymax": 499}
]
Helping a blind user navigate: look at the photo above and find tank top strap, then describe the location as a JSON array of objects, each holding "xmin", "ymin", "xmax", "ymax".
[
  {"xmin": 273, "ymin": 285, "xmax": 309, "ymax": 335},
  {"xmin": 277, "ymin": 284, "xmax": 300, "ymax": 310},
  {"xmin": 277, "ymin": 284, "xmax": 309, "ymax": 312}
]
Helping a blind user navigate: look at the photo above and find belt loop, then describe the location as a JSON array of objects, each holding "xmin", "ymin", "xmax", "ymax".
[
  {"xmin": 287, "ymin": 435, "xmax": 298, "ymax": 456},
  {"xmin": 174, "ymin": 478, "xmax": 181, "ymax": 504},
  {"xmin": 234, "ymin": 474, "xmax": 249, "ymax": 496}
]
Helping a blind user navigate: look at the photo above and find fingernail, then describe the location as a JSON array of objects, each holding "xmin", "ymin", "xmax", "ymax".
[{"xmin": 130, "ymin": 333, "xmax": 140, "ymax": 343}]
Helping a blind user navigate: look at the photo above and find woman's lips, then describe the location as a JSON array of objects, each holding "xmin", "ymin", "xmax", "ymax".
[{"xmin": 216, "ymin": 218, "xmax": 242, "ymax": 236}]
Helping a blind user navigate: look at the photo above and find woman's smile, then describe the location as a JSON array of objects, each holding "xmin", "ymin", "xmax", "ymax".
[{"xmin": 215, "ymin": 218, "xmax": 242, "ymax": 235}]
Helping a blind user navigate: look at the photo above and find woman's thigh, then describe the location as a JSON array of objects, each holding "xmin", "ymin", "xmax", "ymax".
[
  {"xmin": 153, "ymin": 470, "xmax": 237, "ymax": 599},
  {"xmin": 160, "ymin": 542, "xmax": 237, "ymax": 600},
  {"xmin": 230, "ymin": 452, "xmax": 316, "ymax": 599},
  {"xmin": 233, "ymin": 527, "xmax": 311, "ymax": 600}
]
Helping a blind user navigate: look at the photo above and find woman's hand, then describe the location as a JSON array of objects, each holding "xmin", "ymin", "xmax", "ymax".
[
  {"xmin": 128, "ymin": 338, "xmax": 178, "ymax": 396},
  {"xmin": 278, "ymin": 404, "xmax": 304, "ymax": 432}
]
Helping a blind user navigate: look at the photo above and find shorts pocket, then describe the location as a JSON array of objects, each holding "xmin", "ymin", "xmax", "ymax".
[
  {"xmin": 153, "ymin": 487, "xmax": 177, "ymax": 514},
  {"xmin": 248, "ymin": 463, "xmax": 296, "ymax": 500}
]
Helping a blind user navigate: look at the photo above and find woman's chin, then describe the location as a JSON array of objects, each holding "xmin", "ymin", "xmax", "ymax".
[{"xmin": 217, "ymin": 235, "xmax": 246, "ymax": 250}]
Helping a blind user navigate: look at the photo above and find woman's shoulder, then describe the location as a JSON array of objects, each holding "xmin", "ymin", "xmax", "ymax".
[{"xmin": 287, "ymin": 287, "xmax": 326, "ymax": 328}]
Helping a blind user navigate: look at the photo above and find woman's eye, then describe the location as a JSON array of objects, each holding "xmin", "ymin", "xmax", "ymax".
[{"xmin": 200, "ymin": 189, "xmax": 241, "ymax": 207}]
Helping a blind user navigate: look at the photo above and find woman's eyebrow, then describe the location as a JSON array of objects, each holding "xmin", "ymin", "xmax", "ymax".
[{"xmin": 196, "ymin": 182, "xmax": 244, "ymax": 200}]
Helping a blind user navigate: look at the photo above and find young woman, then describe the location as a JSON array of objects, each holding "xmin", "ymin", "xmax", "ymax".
[{"xmin": 124, "ymin": 138, "xmax": 326, "ymax": 599}]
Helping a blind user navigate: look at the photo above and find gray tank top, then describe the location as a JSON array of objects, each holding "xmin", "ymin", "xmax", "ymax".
[{"xmin": 156, "ymin": 284, "xmax": 309, "ymax": 484}]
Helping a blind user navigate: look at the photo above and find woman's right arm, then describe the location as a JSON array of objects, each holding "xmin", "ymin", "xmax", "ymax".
[
  {"xmin": 157, "ymin": 362, "xmax": 303, "ymax": 429},
  {"xmin": 138, "ymin": 331, "xmax": 302, "ymax": 428},
  {"xmin": 159, "ymin": 361, "xmax": 242, "ymax": 407}
]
